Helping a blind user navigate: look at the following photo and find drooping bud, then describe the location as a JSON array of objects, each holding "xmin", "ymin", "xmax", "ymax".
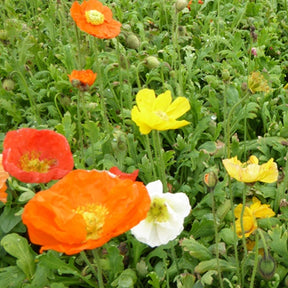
[
  {"xmin": 258, "ymin": 253, "xmax": 276, "ymax": 280},
  {"xmin": 2, "ymin": 79, "xmax": 15, "ymax": 91},
  {"xmin": 175, "ymin": 0, "xmax": 188, "ymax": 11},
  {"xmin": 126, "ymin": 34, "xmax": 140, "ymax": 50},
  {"xmin": 145, "ymin": 56, "xmax": 160, "ymax": 69}
]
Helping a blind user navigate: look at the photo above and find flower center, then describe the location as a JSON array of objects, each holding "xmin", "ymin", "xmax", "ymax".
[
  {"xmin": 154, "ymin": 111, "xmax": 169, "ymax": 121},
  {"xmin": 85, "ymin": 10, "xmax": 105, "ymax": 25},
  {"xmin": 147, "ymin": 197, "xmax": 169, "ymax": 223},
  {"xmin": 74, "ymin": 204, "xmax": 109, "ymax": 240},
  {"xmin": 19, "ymin": 151, "xmax": 56, "ymax": 173}
]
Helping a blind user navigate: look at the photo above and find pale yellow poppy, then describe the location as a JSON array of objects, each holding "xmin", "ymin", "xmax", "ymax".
[{"xmin": 222, "ymin": 155, "xmax": 278, "ymax": 183}]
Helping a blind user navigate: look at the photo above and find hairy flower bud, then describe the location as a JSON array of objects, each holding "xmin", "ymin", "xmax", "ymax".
[
  {"xmin": 126, "ymin": 34, "xmax": 140, "ymax": 50},
  {"xmin": 145, "ymin": 56, "xmax": 160, "ymax": 69},
  {"xmin": 175, "ymin": 0, "xmax": 188, "ymax": 11},
  {"xmin": 2, "ymin": 79, "xmax": 15, "ymax": 91},
  {"xmin": 258, "ymin": 253, "xmax": 276, "ymax": 280}
]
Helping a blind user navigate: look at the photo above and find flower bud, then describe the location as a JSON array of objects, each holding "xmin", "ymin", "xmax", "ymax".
[
  {"xmin": 222, "ymin": 69, "xmax": 230, "ymax": 82},
  {"xmin": 178, "ymin": 26, "xmax": 187, "ymax": 37},
  {"xmin": 204, "ymin": 171, "xmax": 218, "ymax": 188},
  {"xmin": 0, "ymin": 30, "xmax": 8, "ymax": 41},
  {"xmin": 251, "ymin": 47, "xmax": 257, "ymax": 56},
  {"xmin": 126, "ymin": 34, "xmax": 140, "ymax": 50},
  {"xmin": 258, "ymin": 253, "xmax": 276, "ymax": 280},
  {"xmin": 2, "ymin": 79, "xmax": 15, "ymax": 91},
  {"xmin": 144, "ymin": 56, "xmax": 160, "ymax": 69},
  {"xmin": 175, "ymin": 0, "xmax": 188, "ymax": 11}
]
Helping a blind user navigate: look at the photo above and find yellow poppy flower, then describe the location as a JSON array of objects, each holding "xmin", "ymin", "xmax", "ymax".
[
  {"xmin": 131, "ymin": 89, "xmax": 190, "ymax": 134},
  {"xmin": 234, "ymin": 197, "xmax": 275, "ymax": 238},
  {"xmin": 222, "ymin": 155, "xmax": 278, "ymax": 183}
]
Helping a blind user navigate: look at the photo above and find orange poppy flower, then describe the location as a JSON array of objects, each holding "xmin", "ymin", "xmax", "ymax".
[
  {"xmin": 0, "ymin": 154, "xmax": 9, "ymax": 203},
  {"xmin": 22, "ymin": 169, "xmax": 151, "ymax": 255},
  {"xmin": 2, "ymin": 128, "xmax": 74, "ymax": 183},
  {"xmin": 70, "ymin": 0, "xmax": 121, "ymax": 39},
  {"xmin": 68, "ymin": 69, "xmax": 97, "ymax": 89},
  {"xmin": 109, "ymin": 166, "xmax": 139, "ymax": 181}
]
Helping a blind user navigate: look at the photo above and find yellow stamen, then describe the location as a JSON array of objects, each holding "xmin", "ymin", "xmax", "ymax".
[
  {"xmin": 147, "ymin": 198, "xmax": 169, "ymax": 223},
  {"xmin": 85, "ymin": 10, "xmax": 104, "ymax": 25},
  {"xmin": 74, "ymin": 204, "xmax": 108, "ymax": 240},
  {"xmin": 19, "ymin": 151, "xmax": 56, "ymax": 173}
]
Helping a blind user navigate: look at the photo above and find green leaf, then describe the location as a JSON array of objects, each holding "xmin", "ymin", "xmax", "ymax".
[
  {"xmin": 194, "ymin": 259, "xmax": 236, "ymax": 274},
  {"xmin": 18, "ymin": 190, "xmax": 36, "ymax": 203},
  {"xmin": 0, "ymin": 266, "xmax": 26, "ymax": 288},
  {"xmin": 0, "ymin": 206, "xmax": 23, "ymax": 233},
  {"xmin": 147, "ymin": 271, "xmax": 161, "ymax": 288},
  {"xmin": 180, "ymin": 237, "xmax": 212, "ymax": 261},
  {"xmin": 106, "ymin": 245, "xmax": 124, "ymax": 279},
  {"xmin": 111, "ymin": 268, "xmax": 137, "ymax": 288},
  {"xmin": 55, "ymin": 111, "xmax": 76, "ymax": 145},
  {"xmin": 268, "ymin": 225, "xmax": 288, "ymax": 266},
  {"xmin": 38, "ymin": 252, "xmax": 79, "ymax": 275},
  {"xmin": 1, "ymin": 233, "xmax": 36, "ymax": 279}
]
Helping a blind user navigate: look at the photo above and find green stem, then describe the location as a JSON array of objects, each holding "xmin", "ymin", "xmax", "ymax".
[
  {"xmin": 80, "ymin": 251, "xmax": 99, "ymax": 288},
  {"xmin": 211, "ymin": 187, "xmax": 224, "ymax": 288},
  {"xmin": 249, "ymin": 232, "xmax": 259, "ymax": 288},
  {"xmin": 145, "ymin": 134, "xmax": 157, "ymax": 181},
  {"xmin": 258, "ymin": 229, "xmax": 269, "ymax": 257},
  {"xmin": 74, "ymin": 22, "xmax": 83, "ymax": 69},
  {"xmin": 152, "ymin": 130, "xmax": 167, "ymax": 192},
  {"xmin": 92, "ymin": 249, "xmax": 105, "ymax": 288},
  {"xmin": 240, "ymin": 185, "xmax": 248, "ymax": 286},
  {"xmin": 93, "ymin": 37, "xmax": 110, "ymax": 132},
  {"xmin": 225, "ymin": 92, "xmax": 250, "ymax": 157},
  {"xmin": 76, "ymin": 90, "xmax": 85, "ymax": 168}
]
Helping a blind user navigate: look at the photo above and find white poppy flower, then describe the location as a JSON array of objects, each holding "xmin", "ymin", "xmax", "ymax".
[{"xmin": 131, "ymin": 180, "xmax": 191, "ymax": 247}]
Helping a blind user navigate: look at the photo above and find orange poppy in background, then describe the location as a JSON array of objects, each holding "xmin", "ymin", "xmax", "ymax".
[
  {"xmin": 2, "ymin": 128, "xmax": 74, "ymax": 183},
  {"xmin": 109, "ymin": 166, "xmax": 139, "ymax": 181},
  {"xmin": 22, "ymin": 169, "xmax": 151, "ymax": 255},
  {"xmin": 70, "ymin": 0, "xmax": 121, "ymax": 39},
  {"xmin": 68, "ymin": 69, "xmax": 97, "ymax": 86},
  {"xmin": 0, "ymin": 154, "xmax": 9, "ymax": 203}
]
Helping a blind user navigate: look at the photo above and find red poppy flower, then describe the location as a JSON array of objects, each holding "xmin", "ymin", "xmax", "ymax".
[
  {"xmin": 0, "ymin": 154, "xmax": 9, "ymax": 203},
  {"xmin": 188, "ymin": 0, "xmax": 204, "ymax": 10},
  {"xmin": 2, "ymin": 128, "xmax": 74, "ymax": 183},
  {"xmin": 22, "ymin": 169, "xmax": 151, "ymax": 255},
  {"xmin": 68, "ymin": 69, "xmax": 97, "ymax": 89},
  {"xmin": 109, "ymin": 166, "xmax": 139, "ymax": 181},
  {"xmin": 70, "ymin": 0, "xmax": 121, "ymax": 39}
]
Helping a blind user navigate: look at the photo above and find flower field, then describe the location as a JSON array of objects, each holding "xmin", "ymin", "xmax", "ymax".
[{"xmin": 1, "ymin": 0, "xmax": 288, "ymax": 287}]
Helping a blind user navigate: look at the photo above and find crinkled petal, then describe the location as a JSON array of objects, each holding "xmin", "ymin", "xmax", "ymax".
[{"xmin": 258, "ymin": 159, "xmax": 278, "ymax": 183}]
